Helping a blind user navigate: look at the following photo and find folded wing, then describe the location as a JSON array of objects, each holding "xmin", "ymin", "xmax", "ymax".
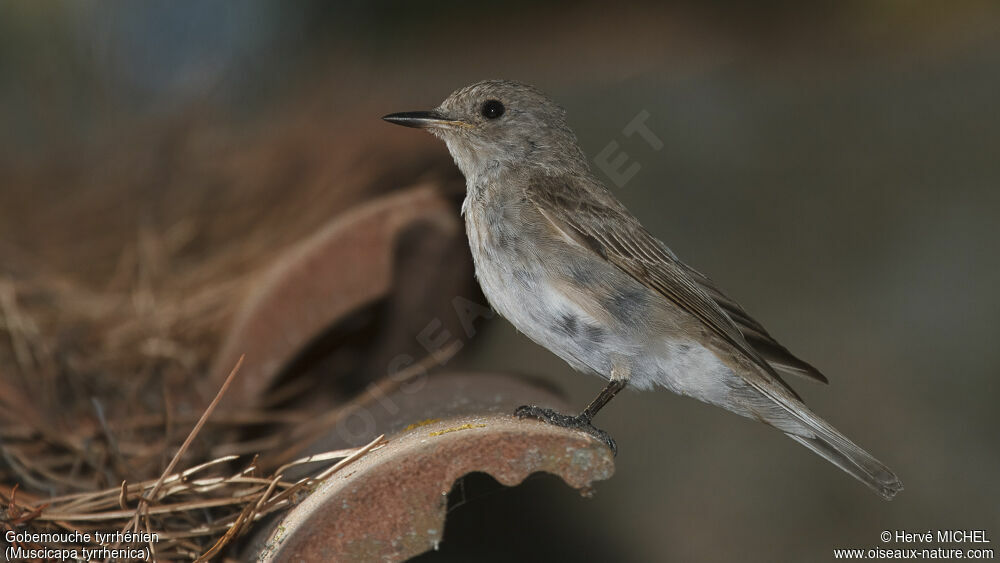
[{"xmin": 526, "ymin": 174, "xmax": 827, "ymax": 393}]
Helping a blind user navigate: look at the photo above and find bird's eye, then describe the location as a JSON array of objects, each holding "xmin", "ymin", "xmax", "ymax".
[{"xmin": 481, "ymin": 99, "xmax": 505, "ymax": 119}]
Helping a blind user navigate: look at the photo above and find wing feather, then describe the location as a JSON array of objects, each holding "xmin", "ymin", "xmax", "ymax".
[{"xmin": 527, "ymin": 174, "xmax": 827, "ymax": 389}]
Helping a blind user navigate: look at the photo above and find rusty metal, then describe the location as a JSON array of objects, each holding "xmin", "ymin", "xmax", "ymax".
[
  {"xmin": 284, "ymin": 370, "xmax": 569, "ymax": 461},
  {"xmin": 208, "ymin": 184, "xmax": 464, "ymax": 408},
  {"xmin": 206, "ymin": 177, "xmax": 617, "ymax": 562},
  {"xmin": 252, "ymin": 412, "xmax": 615, "ymax": 562}
]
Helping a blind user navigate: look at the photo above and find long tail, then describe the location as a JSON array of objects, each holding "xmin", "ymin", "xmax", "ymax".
[
  {"xmin": 785, "ymin": 428, "xmax": 903, "ymax": 500},
  {"xmin": 744, "ymin": 379, "xmax": 903, "ymax": 500}
]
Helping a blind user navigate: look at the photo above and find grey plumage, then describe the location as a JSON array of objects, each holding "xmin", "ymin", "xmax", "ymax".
[{"xmin": 383, "ymin": 79, "xmax": 902, "ymax": 500}]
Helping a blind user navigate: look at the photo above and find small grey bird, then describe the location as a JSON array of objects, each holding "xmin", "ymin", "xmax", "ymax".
[{"xmin": 383, "ymin": 80, "xmax": 902, "ymax": 500}]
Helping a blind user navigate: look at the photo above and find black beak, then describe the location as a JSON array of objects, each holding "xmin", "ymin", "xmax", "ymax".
[{"xmin": 382, "ymin": 110, "xmax": 452, "ymax": 129}]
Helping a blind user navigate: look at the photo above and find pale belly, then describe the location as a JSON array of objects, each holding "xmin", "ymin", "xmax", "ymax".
[
  {"xmin": 465, "ymin": 212, "xmax": 736, "ymax": 400},
  {"xmin": 473, "ymin": 251, "xmax": 621, "ymax": 379}
]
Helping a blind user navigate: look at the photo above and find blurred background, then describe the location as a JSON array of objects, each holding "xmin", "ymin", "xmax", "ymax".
[{"xmin": 2, "ymin": 1, "xmax": 998, "ymax": 561}]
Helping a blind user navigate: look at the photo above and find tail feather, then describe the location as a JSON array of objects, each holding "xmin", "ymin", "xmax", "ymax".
[
  {"xmin": 786, "ymin": 431, "xmax": 903, "ymax": 500},
  {"xmin": 740, "ymin": 375, "xmax": 903, "ymax": 500}
]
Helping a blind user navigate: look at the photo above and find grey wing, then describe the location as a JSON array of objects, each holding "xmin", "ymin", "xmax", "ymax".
[
  {"xmin": 676, "ymin": 262, "xmax": 828, "ymax": 384},
  {"xmin": 525, "ymin": 174, "xmax": 826, "ymax": 392}
]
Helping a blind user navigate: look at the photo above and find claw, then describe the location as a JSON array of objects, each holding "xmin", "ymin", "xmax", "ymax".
[{"xmin": 514, "ymin": 405, "xmax": 618, "ymax": 456}]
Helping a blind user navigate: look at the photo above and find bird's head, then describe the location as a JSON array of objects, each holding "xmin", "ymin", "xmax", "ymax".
[{"xmin": 383, "ymin": 80, "xmax": 587, "ymax": 179}]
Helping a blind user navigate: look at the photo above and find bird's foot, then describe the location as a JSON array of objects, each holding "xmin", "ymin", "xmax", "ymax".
[{"xmin": 514, "ymin": 405, "xmax": 617, "ymax": 456}]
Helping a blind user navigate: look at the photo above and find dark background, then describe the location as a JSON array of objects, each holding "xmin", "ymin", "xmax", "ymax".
[{"xmin": 2, "ymin": 2, "xmax": 998, "ymax": 561}]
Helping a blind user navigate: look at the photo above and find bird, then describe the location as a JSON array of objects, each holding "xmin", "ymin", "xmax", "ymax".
[{"xmin": 382, "ymin": 79, "xmax": 903, "ymax": 500}]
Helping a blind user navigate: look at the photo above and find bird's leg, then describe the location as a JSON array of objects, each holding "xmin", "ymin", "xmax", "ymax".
[
  {"xmin": 515, "ymin": 376, "xmax": 627, "ymax": 456},
  {"xmin": 579, "ymin": 378, "xmax": 627, "ymax": 422}
]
